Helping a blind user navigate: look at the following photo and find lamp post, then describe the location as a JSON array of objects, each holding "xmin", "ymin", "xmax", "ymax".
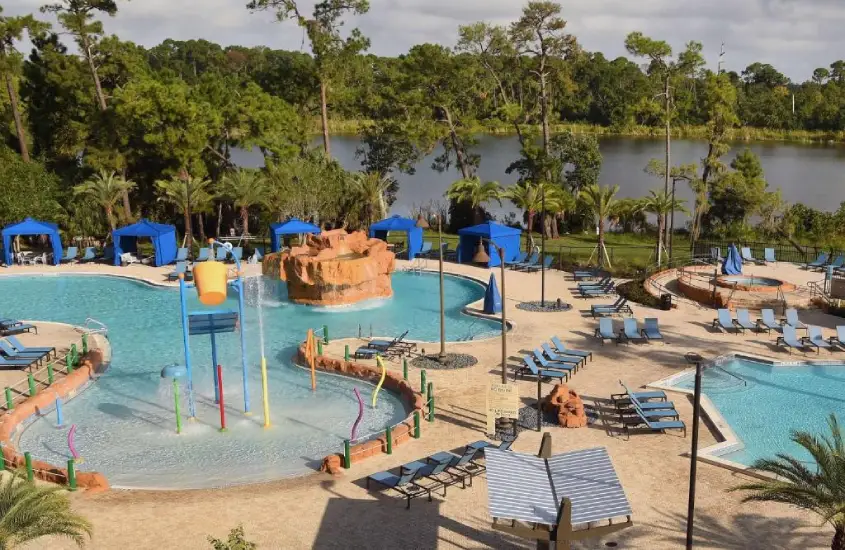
[
  {"xmin": 489, "ymin": 241, "xmax": 508, "ymax": 384},
  {"xmin": 670, "ymin": 177, "xmax": 679, "ymax": 265},
  {"xmin": 685, "ymin": 352, "xmax": 704, "ymax": 550}
]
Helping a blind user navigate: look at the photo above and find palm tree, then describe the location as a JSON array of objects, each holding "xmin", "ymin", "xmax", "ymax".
[
  {"xmin": 0, "ymin": 471, "xmax": 92, "ymax": 548},
  {"xmin": 578, "ymin": 184, "xmax": 619, "ymax": 267},
  {"xmin": 732, "ymin": 414, "xmax": 845, "ymax": 550},
  {"xmin": 72, "ymin": 170, "xmax": 136, "ymax": 233},
  {"xmin": 505, "ymin": 181, "xmax": 541, "ymax": 249},
  {"xmin": 543, "ymin": 186, "xmax": 576, "ymax": 239},
  {"xmin": 155, "ymin": 175, "xmax": 215, "ymax": 247},
  {"xmin": 610, "ymin": 198, "xmax": 646, "ymax": 233},
  {"xmin": 352, "ymin": 172, "xmax": 392, "ymax": 228},
  {"xmin": 445, "ymin": 177, "xmax": 503, "ymax": 225},
  {"xmin": 219, "ymin": 169, "xmax": 268, "ymax": 236},
  {"xmin": 641, "ymin": 189, "xmax": 689, "ymax": 267}
]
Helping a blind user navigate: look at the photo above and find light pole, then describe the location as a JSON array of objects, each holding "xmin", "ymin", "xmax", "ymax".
[
  {"xmin": 540, "ymin": 183, "xmax": 546, "ymax": 307},
  {"xmin": 669, "ymin": 177, "xmax": 679, "ymax": 265},
  {"xmin": 685, "ymin": 352, "xmax": 704, "ymax": 550},
  {"xmin": 489, "ymin": 241, "xmax": 508, "ymax": 384}
]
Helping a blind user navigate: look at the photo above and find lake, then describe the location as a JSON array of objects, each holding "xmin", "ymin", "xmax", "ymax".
[{"xmin": 231, "ymin": 134, "xmax": 845, "ymax": 223}]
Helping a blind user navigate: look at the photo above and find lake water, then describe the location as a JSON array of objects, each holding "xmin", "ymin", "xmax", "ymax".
[{"xmin": 231, "ymin": 135, "xmax": 845, "ymax": 222}]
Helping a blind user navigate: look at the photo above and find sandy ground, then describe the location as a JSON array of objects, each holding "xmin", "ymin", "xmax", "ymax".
[
  {"xmin": 0, "ymin": 323, "xmax": 85, "ymax": 391},
  {"xmin": 3, "ymin": 259, "xmax": 836, "ymax": 549}
]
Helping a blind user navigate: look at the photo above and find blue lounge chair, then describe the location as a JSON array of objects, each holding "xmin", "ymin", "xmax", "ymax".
[
  {"xmin": 197, "ymin": 248, "xmax": 211, "ymax": 262},
  {"xmin": 526, "ymin": 255, "xmax": 553, "ymax": 273},
  {"xmin": 215, "ymin": 247, "xmax": 228, "ymax": 261},
  {"xmin": 425, "ymin": 447, "xmax": 485, "ymax": 486},
  {"xmin": 168, "ymin": 261, "xmax": 189, "ymax": 281},
  {"xmin": 578, "ymin": 276, "xmax": 611, "ymax": 289},
  {"xmin": 611, "ymin": 382, "xmax": 668, "ymax": 404},
  {"xmin": 591, "ymin": 297, "xmax": 632, "ymax": 318},
  {"xmin": 580, "ymin": 282, "xmax": 615, "ymax": 298},
  {"xmin": 550, "ymin": 336, "xmax": 592, "ymax": 362},
  {"xmin": 253, "ymin": 247, "xmax": 264, "ymax": 261},
  {"xmin": 804, "ymin": 326, "xmax": 831, "ymax": 354},
  {"xmin": 6, "ymin": 336, "xmax": 54, "ymax": 358},
  {"xmin": 712, "ymin": 309, "xmax": 739, "ymax": 334},
  {"xmin": 777, "ymin": 325, "xmax": 810, "ymax": 353},
  {"xmin": 573, "ymin": 268, "xmax": 602, "ymax": 280},
  {"xmin": 404, "ymin": 453, "xmax": 466, "ymax": 493},
  {"xmin": 735, "ymin": 309, "xmax": 757, "ymax": 332},
  {"xmin": 102, "ymin": 245, "xmax": 114, "ymax": 263},
  {"xmin": 231, "ymin": 247, "xmax": 243, "ymax": 263},
  {"xmin": 80, "ymin": 247, "xmax": 96, "ymax": 262},
  {"xmin": 757, "ymin": 309, "xmax": 783, "ymax": 334},
  {"xmin": 764, "ymin": 248, "xmax": 776, "ymax": 263},
  {"xmin": 594, "ymin": 318, "xmax": 615, "ymax": 344},
  {"xmin": 512, "ymin": 252, "xmax": 539, "ymax": 271},
  {"xmin": 354, "ymin": 347, "xmax": 380, "ymax": 360},
  {"xmin": 806, "ymin": 252, "xmax": 829, "ymax": 270},
  {"xmin": 0, "ymin": 355, "xmax": 38, "ymax": 368},
  {"xmin": 466, "ymin": 439, "xmax": 513, "ymax": 459},
  {"xmin": 642, "ymin": 318, "xmax": 663, "ymax": 342},
  {"xmin": 0, "ymin": 340, "xmax": 47, "ymax": 365},
  {"xmin": 532, "ymin": 349, "xmax": 577, "ymax": 376},
  {"xmin": 367, "ymin": 465, "xmax": 430, "ymax": 509},
  {"xmin": 828, "ymin": 255, "xmax": 845, "ymax": 271},
  {"xmin": 368, "ymin": 330, "xmax": 410, "ymax": 352},
  {"xmin": 710, "ymin": 247, "xmax": 723, "ymax": 264},
  {"xmin": 829, "ymin": 326, "xmax": 845, "ymax": 349},
  {"xmin": 619, "ymin": 318, "xmax": 646, "ymax": 345},
  {"xmin": 541, "ymin": 343, "xmax": 584, "ymax": 370},
  {"xmin": 518, "ymin": 355, "xmax": 569, "ymax": 382},
  {"xmin": 783, "ymin": 308, "xmax": 808, "ymax": 332},
  {"xmin": 0, "ymin": 320, "xmax": 35, "ymax": 336},
  {"xmin": 60, "ymin": 247, "xmax": 78, "ymax": 263},
  {"xmin": 419, "ymin": 241, "xmax": 433, "ymax": 257},
  {"xmin": 741, "ymin": 247, "xmax": 764, "ymax": 265},
  {"xmin": 504, "ymin": 251, "xmax": 527, "ymax": 267},
  {"xmin": 176, "ymin": 248, "xmax": 189, "ymax": 262},
  {"xmin": 623, "ymin": 398, "xmax": 686, "ymax": 438}
]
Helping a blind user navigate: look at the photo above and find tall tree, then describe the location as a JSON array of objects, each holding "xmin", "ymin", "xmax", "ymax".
[
  {"xmin": 219, "ymin": 169, "xmax": 267, "ymax": 236},
  {"xmin": 732, "ymin": 414, "xmax": 845, "ymax": 550},
  {"xmin": 641, "ymin": 189, "xmax": 688, "ymax": 263},
  {"xmin": 72, "ymin": 169, "xmax": 136, "ymax": 232},
  {"xmin": 246, "ymin": 0, "xmax": 370, "ymax": 156},
  {"xmin": 510, "ymin": 1, "xmax": 577, "ymax": 154},
  {"xmin": 625, "ymin": 31, "xmax": 704, "ymax": 246},
  {"xmin": 351, "ymin": 171, "xmax": 390, "ymax": 229},
  {"xmin": 0, "ymin": 9, "xmax": 49, "ymax": 162},
  {"xmin": 155, "ymin": 174, "xmax": 215, "ymax": 247},
  {"xmin": 445, "ymin": 177, "xmax": 503, "ymax": 225},
  {"xmin": 578, "ymin": 184, "xmax": 618, "ymax": 267}
]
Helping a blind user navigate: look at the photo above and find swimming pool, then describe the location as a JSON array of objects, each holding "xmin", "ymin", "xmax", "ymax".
[
  {"xmin": 1, "ymin": 272, "xmax": 499, "ymax": 489},
  {"xmin": 663, "ymin": 355, "xmax": 845, "ymax": 467}
]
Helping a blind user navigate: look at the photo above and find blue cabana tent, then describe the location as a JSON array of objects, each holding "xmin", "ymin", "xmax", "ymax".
[
  {"xmin": 368, "ymin": 215, "xmax": 423, "ymax": 260},
  {"xmin": 722, "ymin": 243, "xmax": 743, "ymax": 275},
  {"xmin": 112, "ymin": 219, "xmax": 178, "ymax": 266},
  {"xmin": 457, "ymin": 222, "xmax": 522, "ymax": 268},
  {"xmin": 2, "ymin": 218, "xmax": 63, "ymax": 266},
  {"xmin": 269, "ymin": 218, "xmax": 321, "ymax": 253}
]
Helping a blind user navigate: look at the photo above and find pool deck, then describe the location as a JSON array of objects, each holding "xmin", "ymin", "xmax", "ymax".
[{"xmin": 8, "ymin": 259, "xmax": 836, "ymax": 549}]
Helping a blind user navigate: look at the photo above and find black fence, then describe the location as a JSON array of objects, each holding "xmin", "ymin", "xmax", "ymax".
[{"xmin": 693, "ymin": 240, "xmax": 820, "ymax": 265}]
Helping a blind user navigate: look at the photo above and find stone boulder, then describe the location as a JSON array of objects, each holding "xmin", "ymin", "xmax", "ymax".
[
  {"xmin": 320, "ymin": 454, "xmax": 344, "ymax": 476},
  {"xmin": 542, "ymin": 384, "xmax": 587, "ymax": 428}
]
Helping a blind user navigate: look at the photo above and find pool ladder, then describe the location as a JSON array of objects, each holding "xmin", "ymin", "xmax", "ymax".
[
  {"xmin": 707, "ymin": 364, "xmax": 748, "ymax": 387},
  {"xmin": 84, "ymin": 317, "xmax": 109, "ymax": 337},
  {"xmin": 405, "ymin": 258, "xmax": 426, "ymax": 275}
]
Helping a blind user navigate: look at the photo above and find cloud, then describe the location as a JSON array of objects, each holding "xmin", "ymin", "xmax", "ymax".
[{"xmin": 3, "ymin": 0, "xmax": 844, "ymax": 80}]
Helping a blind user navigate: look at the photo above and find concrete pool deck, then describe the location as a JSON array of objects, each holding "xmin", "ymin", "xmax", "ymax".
[{"xmin": 7, "ymin": 259, "xmax": 836, "ymax": 549}]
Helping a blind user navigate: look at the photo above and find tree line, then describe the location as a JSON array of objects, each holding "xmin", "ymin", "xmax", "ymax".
[{"xmin": 0, "ymin": 1, "xmax": 838, "ymax": 258}]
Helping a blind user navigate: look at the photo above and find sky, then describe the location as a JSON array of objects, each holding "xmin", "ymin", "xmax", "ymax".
[{"xmin": 4, "ymin": 0, "xmax": 845, "ymax": 82}]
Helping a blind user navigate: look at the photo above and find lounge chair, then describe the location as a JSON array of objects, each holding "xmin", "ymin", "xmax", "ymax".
[
  {"xmin": 829, "ymin": 326, "xmax": 845, "ymax": 349},
  {"xmin": 777, "ymin": 325, "xmax": 810, "ymax": 354},
  {"xmin": 623, "ymin": 398, "xmax": 686, "ymax": 438},
  {"xmin": 550, "ymin": 336, "xmax": 592, "ymax": 362},
  {"xmin": 231, "ymin": 247, "xmax": 243, "ymax": 263},
  {"xmin": 102, "ymin": 246, "xmax": 114, "ymax": 263},
  {"xmin": 466, "ymin": 439, "xmax": 513, "ymax": 459},
  {"xmin": 368, "ymin": 330, "xmax": 410, "ymax": 353},
  {"xmin": 580, "ymin": 282, "xmax": 615, "ymax": 298},
  {"xmin": 0, "ymin": 340, "xmax": 47, "ymax": 365},
  {"xmin": 619, "ymin": 318, "xmax": 646, "ymax": 345},
  {"xmin": 613, "ymin": 383, "xmax": 675, "ymax": 412},
  {"xmin": 511, "ymin": 252, "xmax": 538, "ymax": 271},
  {"xmin": 404, "ymin": 453, "xmax": 466, "ymax": 494},
  {"xmin": 594, "ymin": 318, "xmax": 616, "ymax": 344},
  {"xmin": 735, "ymin": 309, "xmax": 757, "ymax": 332},
  {"xmin": 591, "ymin": 297, "xmax": 632, "ymax": 318},
  {"xmin": 712, "ymin": 309, "xmax": 740, "ymax": 334},
  {"xmin": 783, "ymin": 308, "xmax": 808, "ymax": 333},
  {"xmin": 60, "ymin": 247, "xmax": 78, "ymax": 263},
  {"xmin": 197, "ymin": 248, "xmax": 211, "ymax": 262},
  {"xmin": 120, "ymin": 252, "xmax": 140, "ymax": 266},
  {"xmin": 367, "ymin": 465, "xmax": 431, "ymax": 509},
  {"xmin": 573, "ymin": 268, "xmax": 603, "ymax": 281},
  {"xmin": 532, "ymin": 349, "xmax": 578, "ymax": 375},
  {"xmin": 764, "ymin": 248, "xmax": 776, "ymax": 263},
  {"xmin": 806, "ymin": 252, "xmax": 829, "ymax": 270},
  {"xmin": 741, "ymin": 247, "xmax": 764, "ymax": 265},
  {"xmin": 0, "ymin": 320, "xmax": 35, "ymax": 336},
  {"xmin": 641, "ymin": 318, "xmax": 664, "ymax": 342},
  {"xmin": 168, "ymin": 261, "xmax": 189, "ymax": 281},
  {"xmin": 611, "ymin": 382, "xmax": 668, "ymax": 404},
  {"xmin": 354, "ymin": 347, "xmax": 380, "ymax": 360},
  {"xmin": 425, "ymin": 447, "xmax": 486, "ymax": 487},
  {"xmin": 418, "ymin": 241, "xmax": 433, "ymax": 258},
  {"xmin": 804, "ymin": 326, "xmax": 831, "ymax": 354},
  {"xmin": 518, "ymin": 355, "xmax": 569, "ymax": 382},
  {"xmin": 504, "ymin": 251, "xmax": 527, "ymax": 267},
  {"xmin": 252, "ymin": 247, "xmax": 264, "ymax": 262},
  {"xmin": 176, "ymin": 248, "xmax": 189, "ymax": 262},
  {"xmin": 215, "ymin": 247, "xmax": 228, "ymax": 261},
  {"xmin": 525, "ymin": 255, "xmax": 553, "ymax": 273},
  {"xmin": 80, "ymin": 247, "xmax": 96, "ymax": 262},
  {"xmin": 5, "ymin": 336, "xmax": 54, "ymax": 358},
  {"xmin": 757, "ymin": 309, "xmax": 783, "ymax": 334},
  {"xmin": 540, "ymin": 343, "xmax": 584, "ymax": 370},
  {"xmin": 578, "ymin": 276, "xmax": 611, "ymax": 289},
  {"xmin": 710, "ymin": 247, "xmax": 723, "ymax": 264},
  {"xmin": 0, "ymin": 355, "xmax": 38, "ymax": 369}
]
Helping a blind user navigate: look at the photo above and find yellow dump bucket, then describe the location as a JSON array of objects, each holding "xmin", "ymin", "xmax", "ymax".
[{"xmin": 193, "ymin": 260, "xmax": 228, "ymax": 305}]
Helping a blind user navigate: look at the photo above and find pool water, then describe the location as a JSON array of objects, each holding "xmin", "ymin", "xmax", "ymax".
[
  {"xmin": 722, "ymin": 276, "xmax": 782, "ymax": 287},
  {"xmin": 0, "ymin": 273, "xmax": 499, "ymax": 489},
  {"xmin": 670, "ymin": 357, "xmax": 845, "ymax": 466}
]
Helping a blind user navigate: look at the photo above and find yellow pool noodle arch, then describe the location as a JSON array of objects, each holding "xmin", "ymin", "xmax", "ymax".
[{"xmin": 372, "ymin": 356, "xmax": 387, "ymax": 408}]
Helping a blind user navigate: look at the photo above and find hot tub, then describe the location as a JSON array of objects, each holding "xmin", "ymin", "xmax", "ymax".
[{"xmin": 715, "ymin": 275, "xmax": 795, "ymax": 293}]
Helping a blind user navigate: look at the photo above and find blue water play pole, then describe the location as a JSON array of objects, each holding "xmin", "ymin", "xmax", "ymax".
[
  {"xmin": 235, "ymin": 276, "xmax": 251, "ymax": 414},
  {"xmin": 55, "ymin": 396, "xmax": 63, "ymax": 427},
  {"xmin": 210, "ymin": 323, "xmax": 220, "ymax": 404},
  {"xmin": 178, "ymin": 277, "xmax": 197, "ymax": 419}
]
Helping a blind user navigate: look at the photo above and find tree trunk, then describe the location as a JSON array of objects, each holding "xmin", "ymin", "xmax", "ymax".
[
  {"xmin": 106, "ymin": 206, "xmax": 116, "ymax": 232},
  {"xmin": 441, "ymin": 106, "xmax": 473, "ymax": 179},
  {"xmin": 198, "ymin": 213, "xmax": 206, "ymax": 242},
  {"xmin": 319, "ymin": 78, "xmax": 331, "ymax": 156},
  {"xmin": 540, "ymin": 70, "xmax": 550, "ymax": 154},
  {"xmin": 656, "ymin": 215, "xmax": 665, "ymax": 266},
  {"xmin": 216, "ymin": 203, "xmax": 223, "ymax": 238},
  {"xmin": 832, "ymin": 526, "xmax": 845, "ymax": 550},
  {"xmin": 3, "ymin": 67, "xmax": 29, "ymax": 162},
  {"xmin": 663, "ymin": 77, "xmax": 671, "ymax": 249},
  {"xmin": 183, "ymin": 207, "xmax": 193, "ymax": 250},
  {"xmin": 552, "ymin": 213, "xmax": 561, "ymax": 239},
  {"xmin": 241, "ymin": 206, "xmax": 249, "ymax": 236},
  {"xmin": 526, "ymin": 209, "xmax": 535, "ymax": 250},
  {"xmin": 82, "ymin": 33, "xmax": 107, "ymax": 112},
  {"xmin": 598, "ymin": 219, "xmax": 606, "ymax": 267}
]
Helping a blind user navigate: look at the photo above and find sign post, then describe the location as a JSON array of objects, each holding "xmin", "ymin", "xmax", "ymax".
[{"xmin": 487, "ymin": 383, "xmax": 519, "ymax": 435}]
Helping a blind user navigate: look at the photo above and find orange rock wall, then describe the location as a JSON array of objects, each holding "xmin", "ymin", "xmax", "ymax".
[
  {"xmin": 0, "ymin": 350, "xmax": 110, "ymax": 492},
  {"xmin": 296, "ymin": 343, "xmax": 424, "ymax": 472}
]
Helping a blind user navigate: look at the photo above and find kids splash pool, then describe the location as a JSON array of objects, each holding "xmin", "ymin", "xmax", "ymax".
[
  {"xmin": 1, "ymin": 272, "xmax": 500, "ymax": 489},
  {"xmin": 656, "ymin": 354, "xmax": 845, "ymax": 468}
]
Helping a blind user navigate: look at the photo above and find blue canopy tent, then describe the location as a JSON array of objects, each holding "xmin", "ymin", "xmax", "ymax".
[
  {"xmin": 2, "ymin": 218, "xmax": 63, "ymax": 266},
  {"xmin": 368, "ymin": 215, "xmax": 423, "ymax": 260},
  {"xmin": 457, "ymin": 222, "xmax": 522, "ymax": 268},
  {"xmin": 269, "ymin": 218, "xmax": 321, "ymax": 253},
  {"xmin": 112, "ymin": 219, "xmax": 178, "ymax": 267},
  {"xmin": 722, "ymin": 243, "xmax": 743, "ymax": 275}
]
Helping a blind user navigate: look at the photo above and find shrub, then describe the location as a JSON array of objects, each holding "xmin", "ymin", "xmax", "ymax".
[
  {"xmin": 208, "ymin": 526, "xmax": 256, "ymax": 550},
  {"xmin": 616, "ymin": 279, "xmax": 661, "ymax": 307}
]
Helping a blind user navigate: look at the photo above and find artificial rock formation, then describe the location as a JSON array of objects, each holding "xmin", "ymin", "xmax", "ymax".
[
  {"xmin": 542, "ymin": 384, "xmax": 587, "ymax": 428},
  {"xmin": 263, "ymin": 229, "xmax": 395, "ymax": 306}
]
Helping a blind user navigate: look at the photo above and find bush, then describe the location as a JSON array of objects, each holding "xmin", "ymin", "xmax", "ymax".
[
  {"xmin": 0, "ymin": 148, "xmax": 65, "ymax": 226},
  {"xmin": 208, "ymin": 526, "xmax": 256, "ymax": 550},
  {"xmin": 616, "ymin": 279, "xmax": 661, "ymax": 307}
]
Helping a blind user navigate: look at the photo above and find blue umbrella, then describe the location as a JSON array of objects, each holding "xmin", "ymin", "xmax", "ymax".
[
  {"xmin": 722, "ymin": 244, "xmax": 743, "ymax": 275},
  {"xmin": 483, "ymin": 273, "xmax": 502, "ymax": 314}
]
